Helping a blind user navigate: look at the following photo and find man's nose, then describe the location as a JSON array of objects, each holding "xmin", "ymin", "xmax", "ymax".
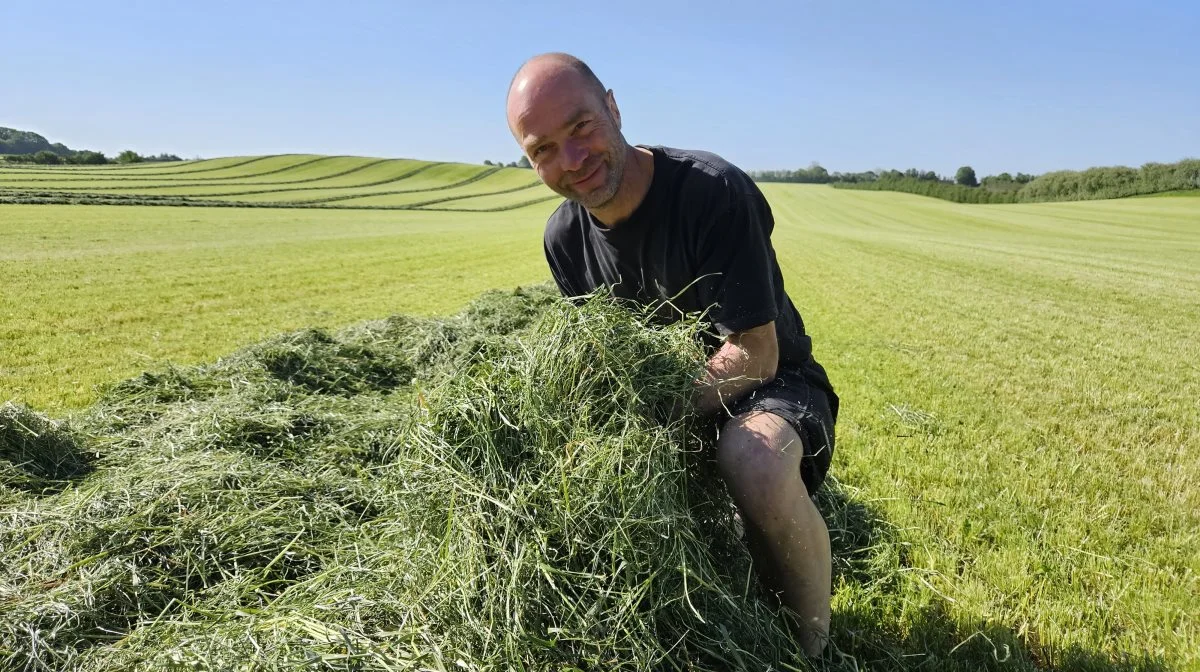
[{"xmin": 562, "ymin": 139, "xmax": 588, "ymax": 173}]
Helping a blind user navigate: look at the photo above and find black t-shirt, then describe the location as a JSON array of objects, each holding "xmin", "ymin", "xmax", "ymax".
[{"xmin": 543, "ymin": 145, "xmax": 833, "ymax": 395}]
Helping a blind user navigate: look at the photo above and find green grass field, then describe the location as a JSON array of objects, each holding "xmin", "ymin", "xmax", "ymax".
[
  {"xmin": 0, "ymin": 204, "xmax": 554, "ymax": 410},
  {"xmin": 1, "ymin": 164, "xmax": 1197, "ymax": 669}
]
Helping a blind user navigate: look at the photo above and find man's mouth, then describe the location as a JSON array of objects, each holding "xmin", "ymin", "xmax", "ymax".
[{"xmin": 572, "ymin": 162, "xmax": 601, "ymax": 188}]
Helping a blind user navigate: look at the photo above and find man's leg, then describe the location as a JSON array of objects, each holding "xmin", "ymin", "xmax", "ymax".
[{"xmin": 716, "ymin": 410, "xmax": 831, "ymax": 657}]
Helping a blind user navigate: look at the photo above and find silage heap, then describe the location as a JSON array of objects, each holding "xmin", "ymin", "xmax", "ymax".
[{"xmin": 0, "ymin": 286, "xmax": 804, "ymax": 671}]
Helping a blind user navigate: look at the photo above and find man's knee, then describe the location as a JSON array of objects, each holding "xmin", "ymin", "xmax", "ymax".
[{"xmin": 716, "ymin": 411, "xmax": 806, "ymax": 504}]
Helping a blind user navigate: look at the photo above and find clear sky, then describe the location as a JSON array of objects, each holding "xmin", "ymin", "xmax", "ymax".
[{"xmin": 5, "ymin": 0, "xmax": 1197, "ymax": 177}]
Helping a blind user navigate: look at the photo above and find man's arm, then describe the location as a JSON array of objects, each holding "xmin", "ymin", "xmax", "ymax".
[{"xmin": 695, "ymin": 320, "xmax": 779, "ymax": 416}]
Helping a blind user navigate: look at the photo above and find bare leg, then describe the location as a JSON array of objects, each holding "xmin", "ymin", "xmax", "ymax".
[
  {"xmin": 716, "ymin": 411, "xmax": 831, "ymax": 657},
  {"xmin": 743, "ymin": 521, "xmax": 783, "ymax": 604}
]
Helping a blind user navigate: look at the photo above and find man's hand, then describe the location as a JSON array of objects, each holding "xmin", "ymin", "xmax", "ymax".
[{"xmin": 695, "ymin": 321, "xmax": 779, "ymax": 416}]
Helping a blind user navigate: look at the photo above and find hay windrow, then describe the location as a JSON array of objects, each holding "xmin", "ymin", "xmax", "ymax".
[{"xmin": 0, "ymin": 285, "xmax": 807, "ymax": 671}]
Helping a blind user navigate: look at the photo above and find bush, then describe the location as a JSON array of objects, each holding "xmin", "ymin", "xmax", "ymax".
[
  {"xmin": 67, "ymin": 150, "xmax": 109, "ymax": 165},
  {"xmin": 1019, "ymin": 159, "xmax": 1200, "ymax": 201},
  {"xmin": 32, "ymin": 150, "xmax": 62, "ymax": 165},
  {"xmin": 835, "ymin": 177, "xmax": 1019, "ymax": 203}
]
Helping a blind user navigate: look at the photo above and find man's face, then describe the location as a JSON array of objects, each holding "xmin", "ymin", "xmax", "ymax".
[{"xmin": 508, "ymin": 70, "xmax": 627, "ymax": 209}]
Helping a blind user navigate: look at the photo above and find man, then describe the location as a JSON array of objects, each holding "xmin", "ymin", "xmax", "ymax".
[{"xmin": 506, "ymin": 52, "xmax": 839, "ymax": 657}]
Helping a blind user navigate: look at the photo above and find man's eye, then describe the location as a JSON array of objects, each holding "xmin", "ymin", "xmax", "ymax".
[{"xmin": 574, "ymin": 121, "xmax": 590, "ymax": 133}]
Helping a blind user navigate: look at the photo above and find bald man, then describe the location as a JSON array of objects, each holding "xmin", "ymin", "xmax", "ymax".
[{"xmin": 507, "ymin": 52, "xmax": 839, "ymax": 656}]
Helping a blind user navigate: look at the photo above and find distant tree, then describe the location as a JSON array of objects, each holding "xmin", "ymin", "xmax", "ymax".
[
  {"xmin": 144, "ymin": 153, "xmax": 183, "ymax": 162},
  {"xmin": 980, "ymin": 171, "xmax": 1025, "ymax": 193},
  {"xmin": 750, "ymin": 165, "xmax": 879, "ymax": 184},
  {"xmin": 955, "ymin": 166, "xmax": 978, "ymax": 187},
  {"xmin": 68, "ymin": 150, "xmax": 109, "ymax": 165},
  {"xmin": 517, "ymin": 156, "xmax": 531, "ymax": 169},
  {"xmin": 32, "ymin": 150, "xmax": 62, "ymax": 165},
  {"xmin": 506, "ymin": 161, "xmax": 518, "ymax": 168},
  {"xmin": 483, "ymin": 159, "xmax": 494, "ymax": 166},
  {"xmin": 117, "ymin": 150, "xmax": 144, "ymax": 164},
  {"xmin": 1014, "ymin": 172, "xmax": 1034, "ymax": 184}
]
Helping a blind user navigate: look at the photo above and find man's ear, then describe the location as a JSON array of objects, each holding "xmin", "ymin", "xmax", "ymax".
[{"xmin": 606, "ymin": 90, "xmax": 621, "ymax": 130}]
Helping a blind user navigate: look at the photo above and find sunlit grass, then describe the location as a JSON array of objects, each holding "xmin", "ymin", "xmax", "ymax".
[{"xmin": 1, "ymin": 182, "xmax": 1197, "ymax": 669}]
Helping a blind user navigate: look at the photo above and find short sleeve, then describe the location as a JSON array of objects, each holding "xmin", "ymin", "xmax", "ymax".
[{"xmin": 693, "ymin": 184, "xmax": 779, "ymax": 335}]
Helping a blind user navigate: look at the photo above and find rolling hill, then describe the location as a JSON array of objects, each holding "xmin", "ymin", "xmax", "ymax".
[{"xmin": 0, "ymin": 154, "xmax": 555, "ymax": 211}]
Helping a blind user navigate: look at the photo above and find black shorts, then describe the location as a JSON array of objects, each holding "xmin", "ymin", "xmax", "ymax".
[{"xmin": 721, "ymin": 364, "xmax": 838, "ymax": 496}]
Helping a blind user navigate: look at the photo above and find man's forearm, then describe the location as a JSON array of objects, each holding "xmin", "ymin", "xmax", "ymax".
[{"xmin": 695, "ymin": 323, "xmax": 779, "ymax": 416}]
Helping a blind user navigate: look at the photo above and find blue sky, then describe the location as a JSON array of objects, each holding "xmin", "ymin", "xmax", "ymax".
[{"xmin": 5, "ymin": 0, "xmax": 1197, "ymax": 177}]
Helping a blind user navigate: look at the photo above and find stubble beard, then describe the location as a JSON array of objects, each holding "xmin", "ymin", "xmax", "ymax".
[{"xmin": 560, "ymin": 141, "xmax": 627, "ymax": 210}]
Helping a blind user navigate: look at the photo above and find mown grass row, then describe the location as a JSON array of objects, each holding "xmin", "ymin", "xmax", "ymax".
[
  {"xmin": 13, "ymin": 157, "xmax": 400, "ymax": 190},
  {"xmin": 0, "ymin": 156, "xmax": 549, "ymax": 208},
  {"xmin": 0, "ymin": 155, "xmax": 267, "ymax": 176},
  {"xmin": 0, "ymin": 161, "xmax": 445, "ymax": 197},
  {"xmin": 0, "ymin": 154, "xmax": 348, "ymax": 182},
  {"xmin": 0, "ymin": 155, "xmax": 338, "ymax": 183},
  {"xmin": 302, "ymin": 168, "xmax": 521, "ymax": 204},
  {"xmin": 0, "ymin": 179, "xmax": 551, "ymax": 211},
  {"xmin": 425, "ymin": 194, "xmax": 561, "ymax": 212},
  {"xmin": 0, "ymin": 162, "xmax": 543, "ymax": 208},
  {"xmin": 5, "ymin": 163, "xmax": 484, "ymax": 201}
]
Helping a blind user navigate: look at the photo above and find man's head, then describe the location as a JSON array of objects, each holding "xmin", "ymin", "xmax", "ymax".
[{"xmin": 506, "ymin": 53, "xmax": 629, "ymax": 209}]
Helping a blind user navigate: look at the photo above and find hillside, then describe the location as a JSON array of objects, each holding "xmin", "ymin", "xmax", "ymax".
[
  {"xmin": 0, "ymin": 154, "xmax": 553, "ymax": 210},
  {"xmin": 0, "ymin": 126, "xmax": 75, "ymax": 156}
]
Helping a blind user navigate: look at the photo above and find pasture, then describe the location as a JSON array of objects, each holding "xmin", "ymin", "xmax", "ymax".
[{"xmin": 0, "ymin": 159, "xmax": 1197, "ymax": 669}]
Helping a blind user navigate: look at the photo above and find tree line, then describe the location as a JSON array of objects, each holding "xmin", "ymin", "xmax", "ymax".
[
  {"xmin": 750, "ymin": 162, "xmax": 878, "ymax": 184},
  {"xmin": 754, "ymin": 159, "xmax": 1199, "ymax": 203},
  {"xmin": 3, "ymin": 150, "xmax": 184, "ymax": 165},
  {"xmin": 484, "ymin": 156, "xmax": 532, "ymax": 169},
  {"xmin": 2, "ymin": 127, "xmax": 184, "ymax": 166}
]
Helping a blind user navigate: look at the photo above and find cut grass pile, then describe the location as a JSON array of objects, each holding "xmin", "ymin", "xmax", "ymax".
[{"xmin": 0, "ymin": 287, "xmax": 810, "ymax": 671}]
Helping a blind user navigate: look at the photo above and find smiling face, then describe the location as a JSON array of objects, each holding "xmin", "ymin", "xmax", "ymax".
[{"xmin": 507, "ymin": 60, "xmax": 629, "ymax": 209}]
